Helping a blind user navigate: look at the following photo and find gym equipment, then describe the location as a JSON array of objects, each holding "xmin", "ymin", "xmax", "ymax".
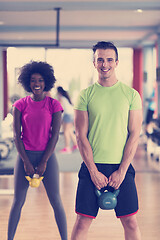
[
  {"xmin": 95, "ymin": 187, "xmax": 120, "ymax": 210},
  {"xmin": 0, "ymin": 141, "xmax": 10, "ymax": 160},
  {"xmin": 25, "ymin": 174, "xmax": 44, "ymax": 188}
]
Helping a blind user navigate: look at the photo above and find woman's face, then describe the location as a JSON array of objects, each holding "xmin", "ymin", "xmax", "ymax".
[{"xmin": 30, "ymin": 73, "xmax": 45, "ymax": 95}]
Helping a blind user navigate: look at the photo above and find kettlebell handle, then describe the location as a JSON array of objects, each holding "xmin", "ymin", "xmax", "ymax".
[
  {"xmin": 113, "ymin": 189, "xmax": 120, "ymax": 197},
  {"xmin": 95, "ymin": 188, "xmax": 102, "ymax": 197},
  {"xmin": 95, "ymin": 187, "xmax": 120, "ymax": 197}
]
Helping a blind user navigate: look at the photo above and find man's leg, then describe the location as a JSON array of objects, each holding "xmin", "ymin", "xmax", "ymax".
[
  {"xmin": 72, "ymin": 162, "xmax": 99, "ymax": 239},
  {"xmin": 71, "ymin": 215, "xmax": 93, "ymax": 240},
  {"xmin": 115, "ymin": 164, "xmax": 140, "ymax": 240},
  {"xmin": 120, "ymin": 215, "xmax": 141, "ymax": 240}
]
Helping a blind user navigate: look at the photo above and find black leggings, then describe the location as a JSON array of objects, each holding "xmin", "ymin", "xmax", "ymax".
[{"xmin": 8, "ymin": 151, "xmax": 67, "ymax": 240}]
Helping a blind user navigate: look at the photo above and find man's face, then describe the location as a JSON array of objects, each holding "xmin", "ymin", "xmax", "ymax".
[{"xmin": 93, "ymin": 49, "xmax": 119, "ymax": 80}]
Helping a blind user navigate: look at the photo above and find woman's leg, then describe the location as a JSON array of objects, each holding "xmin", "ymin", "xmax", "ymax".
[
  {"xmin": 8, "ymin": 155, "xmax": 29, "ymax": 240},
  {"xmin": 43, "ymin": 153, "xmax": 68, "ymax": 240}
]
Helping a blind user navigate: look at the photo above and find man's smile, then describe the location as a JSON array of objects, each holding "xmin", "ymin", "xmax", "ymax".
[{"xmin": 101, "ymin": 68, "xmax": 111, "ymax": 73}]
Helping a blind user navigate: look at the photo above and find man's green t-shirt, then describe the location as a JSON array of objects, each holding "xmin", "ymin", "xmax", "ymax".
[{"xmin": 74, "ymin": 81, "xmax": 142, "ymax": 164}]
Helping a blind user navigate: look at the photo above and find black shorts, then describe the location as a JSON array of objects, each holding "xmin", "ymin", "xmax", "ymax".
[{"xmin": 75, "ymin": 162, "xmax": 139, "ymax": 218}]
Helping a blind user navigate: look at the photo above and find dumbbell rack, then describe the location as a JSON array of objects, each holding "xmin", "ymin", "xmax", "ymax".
[{"xmin": 146, "ymin": 119, "xmax": 160, "ymax": 165}]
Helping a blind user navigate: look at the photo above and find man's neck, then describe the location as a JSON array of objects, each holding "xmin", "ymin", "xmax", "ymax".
[{"xmin": 98, "ymin": 77, "xmax": 118, "ymax": 87}]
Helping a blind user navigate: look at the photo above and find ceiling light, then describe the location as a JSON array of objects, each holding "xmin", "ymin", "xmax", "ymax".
[{"xmin": 136, "ymin": 9, "xmax": 143, "ymax": 13}]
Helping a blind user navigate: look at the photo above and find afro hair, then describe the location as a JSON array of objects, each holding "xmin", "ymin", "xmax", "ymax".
[{"xmin": 18, "ymin": 61, "xmax": 56, "ymax": 92}]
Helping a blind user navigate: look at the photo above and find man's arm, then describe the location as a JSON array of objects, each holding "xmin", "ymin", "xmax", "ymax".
[
  {"xmin": 74, "ymin": 109, "xmax": 108, "ymax": 189},
  {"xmin": 108, "ymin": 109, "xmax": 143, "ymax": 189}
]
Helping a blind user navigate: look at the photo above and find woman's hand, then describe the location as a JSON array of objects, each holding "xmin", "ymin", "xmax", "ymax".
[
  {"xmin": 24, "ymin": 162, "xmax": 35, "ymax": 176},
  {"xmin": 36, "ymin": 162, "xmax": 47, "ymax": 176}
]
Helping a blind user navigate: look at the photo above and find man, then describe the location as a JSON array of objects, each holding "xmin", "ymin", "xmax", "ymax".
[{"xmin": 71, "ymin": 41, "xmax": 142, "ymax": 240}]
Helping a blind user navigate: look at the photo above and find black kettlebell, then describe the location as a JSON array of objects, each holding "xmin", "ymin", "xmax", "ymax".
[{"xmin": 95, "ymin": 187, "xmax": 120, "ymax": 210}]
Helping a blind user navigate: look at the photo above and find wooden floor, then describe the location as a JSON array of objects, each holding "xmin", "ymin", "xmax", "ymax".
[{"xmin": 0, "ymin": 144, "xmax": 160, "ymax": 240}]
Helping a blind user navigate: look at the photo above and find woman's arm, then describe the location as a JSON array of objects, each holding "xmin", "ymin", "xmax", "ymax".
[
  {"xmin": 74, "ymin": 110, "xmax": 108, "ymax": 190},
  {"xmin": 108, "ymin": 109, "xmax": 143, "ymax": 189},
  {"xmin": 13, "ymin": 106, "xmax": 35, "ymax": 176},
  {"xmin": 36, "ymin": 111, "xmax": 62, "ymax": 176}
]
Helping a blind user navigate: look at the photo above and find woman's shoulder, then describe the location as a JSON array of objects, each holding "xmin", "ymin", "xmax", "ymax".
[
  {"xmin": 46, "ymin": 96, "xmax": 60, "ymax": 104},
  {"xmin": 13, "ymin": 96, "xmax": 29, "ymax": 110},
  {"xmin": 46, "ymin": 96, "xmax": 63, "ymax": 113}
]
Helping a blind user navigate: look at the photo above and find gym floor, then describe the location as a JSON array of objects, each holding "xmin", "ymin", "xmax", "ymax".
[{"xmin": 0, "ymin": 135, "xmax": 160, "ymax": 240}]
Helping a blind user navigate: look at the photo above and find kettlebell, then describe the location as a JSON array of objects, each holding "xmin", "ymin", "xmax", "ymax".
[
  {"xmin": 25, "ymin": 174, "xmax": 44, "ymax": 188},
  {"xmin": 95, "ymin": 188, "xmax": 120, "ymax": 210}
]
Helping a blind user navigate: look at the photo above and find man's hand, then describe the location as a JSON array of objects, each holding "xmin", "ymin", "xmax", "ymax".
[
  {"xmin": 108, "ymin": 169, "xmax": 126, "ymax": 189},
  {"xmin": 90, "ymin": 170, "xmax": 108, "ymax": 190}
]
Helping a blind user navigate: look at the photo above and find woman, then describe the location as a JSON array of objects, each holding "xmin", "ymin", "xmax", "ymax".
[
  {"xmin": 57, "ymin": 86, "xmax": 78, "ymax": 153},
  {"xmin": 8, "ymin": 61, "xmax": 67, "ymax": 240}
]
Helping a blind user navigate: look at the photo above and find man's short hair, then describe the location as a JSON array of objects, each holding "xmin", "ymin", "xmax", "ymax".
[{"xmin": 92, "ymin": 41, "xmax": 118, "ymax": 61}]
